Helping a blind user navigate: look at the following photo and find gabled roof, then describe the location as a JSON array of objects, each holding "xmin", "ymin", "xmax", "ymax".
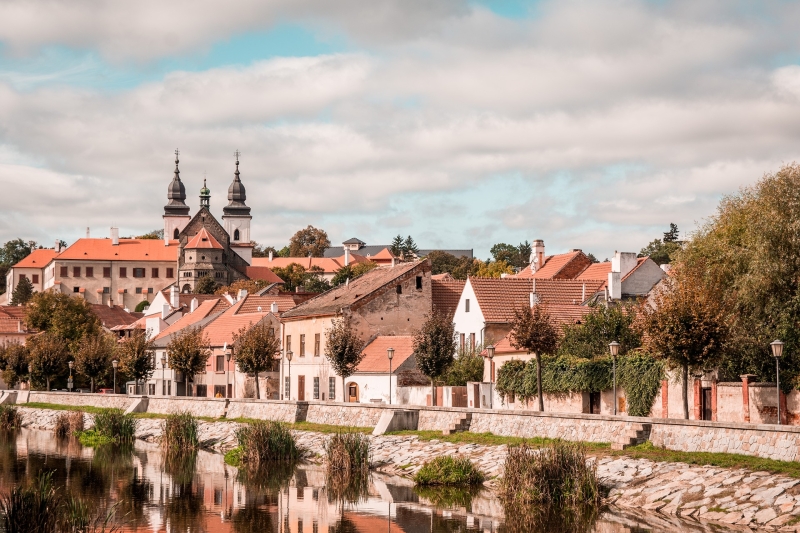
[
  {"xmin": 201, "ymin": 297, "xmax": 276, "ymax": 347},
  {"xmin": 281, "ymin": 260, "xmax": 427, "ymax": 319},
  {"xmin": 243, "ymin": 266, "xmax": 284, "ymax": 284},
  {"xmin": 343, "ymin": 237, "xmax": 366, "ymax": 245},
  {"xmin": 90, "ymin": 305, "xmax": 140, "ymax": 329},
  {"xmin": 370, "ymin": 248, "xmax": 397, "ymax": 262},
  {"xmin": 13, "ymin": 249, "xmax": 58, "ymax": 269},
  {"xmin": 432, "ymin": 278, "xmax": 465, "ymax": 318},
  {"xmin": 531, "ymin": 279, "xmax": 605, "ymax": 306},
  {"xmin": 57, "ymin": 239, "xmax": 180, "ymax": 262},
  {"xmin": 185, "ymin": 228, "xmax": 223, "ymax": 250},
  {"xmin": 234, "ymin": 294, "xmax": 299, "ymax": 315},
  {"xmin": 154, "ymin": 299, "xmax": 225, "ymax": 342},
  {"xmin": 0, "ymin": 306, "xmax": 27, "ymax": 320},
  {"xmin": 515, "ymin": 250, "xmax": 592, "ymax": 279},
  {"xmin": 356, "ymin": 336, "xmax": 415, "ymax": 373},
  {"xmin": 157, "ymin": 290, "xmax": 232, "ymax": 315},
  {"xmin": 622, "ymin": 257, "xmax": 650, "ymax": 281},
  {"xmin": 577, "ymin": 262, "xmax": 611, "ymax": 281},
  {"xmin": 250, "ymin": 254, "xmax": 369, "ymax": 274},
  {"xmin": 0, "ymin": 318, "xmax": 28, "ymax": 334}
]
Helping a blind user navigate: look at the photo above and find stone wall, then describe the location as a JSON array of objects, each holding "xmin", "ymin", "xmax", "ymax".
[
  {"xmin": 27, "ymin": 391, "xmax": 132, "ymax": 410},
  {"xmin": 470, "ymin": 409, "xmax": 631, "ymax": 442},
  {"xmin": 226, "ymin": 399, "xmax": 301, "ymax": 423},
  {"xmin": 146, "ymin": 397, "xmax": 227, "ymax": 418},
  {"xmin": 417, "ymin": 408, "xmax": 465, "ymax": 431},
  {"xmin": 305, "ymin": 402, "xmax": 384, "ymax": 428}
]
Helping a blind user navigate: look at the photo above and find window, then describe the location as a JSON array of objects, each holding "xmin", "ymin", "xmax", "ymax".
[
  {"xmin": 173, "ymin": 228, "xmax": 179, "ymax": 239},
  {"xmin": 32, "ymin": 274, "xmax": 39, "ymax": 284},
  {"xmin": 300, "ymin": 334, "xmax": 306, "ymax": 357},
  {"xmin": 470, "ymin": 333, "xmax": 476, "ymax": 349},
  {"xmin": 195, "ymin": 385, "xmax": 207, "ymax": 397},
  {"xmin": 148, "ymin": 383, "xmax": 155, "ymax": 395},
  {"xmin": 416, "ymin": 276, "xmax": 423, "ymax": 290},
  {"xmin": 213, "ymin": 385, "xmax": 226, "ymax": 398},
  {"xmin": 314, "ymin": 334, "xmax": 320, "ymax": 356},
  {"xmin": 85, "ymin": 267, "xmax": 93, "ymax": 277},
  {"xmin": 460, "ymin": 333, "xmax": 465, "ymax": 347},
  {"xmin": 396, "ymin": 284, "xmax": 402, "ymax": 294},
  {"xmin": 168, "ymin": 381, "xmax": 171, "ymax": 395},
  {"xmin": 284, "ymin": 377, "xmax": 290, "ymax": 399},
  {"xmin": 465, "ymin": 298, "xmax": 470, "ymax": 312},
  {"xmin": 285, "ymin": 335, "xmax": 291, "ymax": 352},
  {"xmin": 119, "ymin": 267, "xmax": 127, "ymax": 278},
  {"xmin": 233, "ymin": 229, "xmax": 240, "ymax": 241},
  {"xmin": 103, "ymin": 267, "xmax": 111, "ymax": 278},
  {"xmin": 148, "ymin": 287, "xmax": 153, "ymax": 294},
  {"xmin": 152, "ymin": 268, "xmax": 159, "ymax": 278},
  {"xmin": 216, "ymin": 355, "xmax": 225, "ymax": 372},
  {"xmin": 135, "ymin": 287, "xmax": 142, "ymax": 294},
  {"xmin": 313, "ymin": 377, "xmax": 320, "ymax": 399},
  {"xmin": 103, "ymin": 287, "xmax": 110, "ymax": 294},
  {"xmin": 18, "ymin": 274, "xmax": 26, "ymax": 281},
  {"xmin": 133, "ymin": 268, "xmax": 145, "ymax": 278},
  {"xmin": 60, "ymin": 266, "xmax": 68, "ymax": 277},
  {"xmin": 214, "ymin": 488, "xmax": 223, "ymax": 505},
  {"xmin": 73, "ymin": 287, "xmax": 79, "ymax": 293},
  {"xmin": 166, "ymin": 268, "xmax": 174, "ymax": 278},
  {"xmin": 73, "ymin": 266, "xmax": 81, "ymax": 277},
  {"xmin": 329, "ymin": 377, "xmax": 336, "ymax": 401}
]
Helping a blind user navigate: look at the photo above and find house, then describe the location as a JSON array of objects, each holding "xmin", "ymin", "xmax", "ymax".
[
  {"xmin": 250, "ymin": 249, "xmax": 370, "ymax": 281},
  {"xmin": 279, "ymin": 259, "xmax": 432, "ymax": 402},
  {"xmin": 515, "ymin": 240, "xmax": 594, "ymax": 279},
  {"xmin": 0, "ymin": 307, "xmax": 34, "ymax": 345},
  {"xmin": 2, "ymin": 248, "xmax": 57, "ymax": 304},
  {"xmin": 324, "ymin": 237, "xmax": 473, "ymax": 260},
  {"xmin": 431, "ymin": 278, "xmax": 465, "ymax": 318},
  {"xmin": 346, "ymin": 335, "xmax": 417, "ymax": 404},
  {"xmin": 576, "ymin": 252, "xmax": 666, "ymax": 300}
]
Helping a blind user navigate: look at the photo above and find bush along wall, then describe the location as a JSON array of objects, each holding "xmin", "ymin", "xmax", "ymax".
[{"xmin": 495, "ymin": 350, "xmax": 664, "ymax": 417}]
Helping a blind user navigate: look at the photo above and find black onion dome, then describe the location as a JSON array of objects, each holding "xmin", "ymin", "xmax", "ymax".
[
  {"xmin": 165, "ymin": 151, "xmax": 190, "ymax": 216},
  {"xmin": 223, "ymin": 156, "xmax": 250, "ymax": 216}
]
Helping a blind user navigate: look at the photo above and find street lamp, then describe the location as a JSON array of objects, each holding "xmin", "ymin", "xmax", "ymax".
[
  {"xmin": 27, "ymin": 363, "xmax": 32, "ymax": 391},
  {"xmin": 285, "ymin": 350, "xmax": 293, "ymax": 401},
  {"xmin": 226, "ymin": 348, "xmax": 232, "ymax": 399},
  {"xmin": 68, "ymin": 361, "xmax": 74, "ymax": 392},
  {"xmin": 387, "ymin": 347, "xmax": 395, "ymax": 405},
  {"xmin": 161, "ymin": 355, "xmax": 167, "ymax": 396},
  {"xmin": 487, "ymin": 345, "xmax": 495, "ymax": 410},
  {"xmin": 771, "ymin": 340, "xmax": 784, "ymax": 425},
  {"xmin": 112, "ymin": 359, "xmax": 119, "ymax": 395},
  {"xmin": 609, "ymin": 341, "xmax": 621, "ymax": 416}
]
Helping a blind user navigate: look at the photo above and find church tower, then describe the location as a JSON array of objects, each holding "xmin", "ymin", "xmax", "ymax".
[
  {"xmin": 163, "ymin": 149, "xmax": 191, "ymax": 245},
  {"xmin": 221, "ymin": 151, "xmax": 253, "ymax": 264}
]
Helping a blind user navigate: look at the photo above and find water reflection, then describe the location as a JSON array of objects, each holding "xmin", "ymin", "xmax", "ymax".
[{"xmin": 0, "ymin": 429, "xmax": 732, "ymax": 533}]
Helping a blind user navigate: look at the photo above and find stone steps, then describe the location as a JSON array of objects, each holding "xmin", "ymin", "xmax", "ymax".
[
  {"xmin": 611, "ymin": 422, "xmax": 652, "ymax": 451},
  {"xmin": 442, "ymin": 412, "xmax": 472, "ymax": 435}
]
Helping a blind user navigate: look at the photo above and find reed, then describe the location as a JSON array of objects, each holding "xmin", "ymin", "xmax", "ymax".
[
  {"xmin": 233, "ymin": 420, "xmax": 298, "ymax": 467},
  {"xmin": 414, "ymin": 455, "xmax": 484, "ymax": 486},
  {"xmin": 0, "ymin": 471, "xmax": 60, "ymax": 533},
  {"xmin": 0, "ymin": 405, "xmax": 22, "ymax": 431},
  {"xmin": 60, "ymin": 497, "xmax": 122, "ymax": 533},
  {"xmin": 54, "ymin": 411, "xmax": 84, "ymax": 438},
  {"xmin": 325, "ymin": 431, "xmax": 370, "ymax": 478},
  {"xmin": 161, "ymin": 412, "xmax": 199, "ymax": 452},
  {"xmin": 92, "ymin": 409, "xmax": 136, "ymax": 443}
]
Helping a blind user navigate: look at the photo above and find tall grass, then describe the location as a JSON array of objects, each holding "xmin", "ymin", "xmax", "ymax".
[
  {"xmin": 232, "ymin": 420, "xmax": 298, "ymax": 467},
  {"xmin": 60, "ymin": 497, "xmax": 122, "ymax": 533},
  {"xmin": 161, "ymin": 412, "xmax": 199, "ymax": 452},
  {"xmin": 325, "ymin": 432, "xmax": 370, "ymax": 478},
  {"xmin": 0, "ymin": 406, "xmax": 22, "ymax": 431},
  {"xmin": 414, "ymin": 456, "xmax": 484, "ymax": 486},
  {"xmin": 54, "ymin": 411, "xmax": 84, "ymax": 438},
  {"xmin": 79, "ymin": 409, "xmax": 136, "ymax": 446}
]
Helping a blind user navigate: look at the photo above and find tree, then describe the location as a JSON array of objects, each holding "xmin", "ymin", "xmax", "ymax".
[
  {"xmin": 137, "ymin": 229, "xmax": 164, "ymax": 240},
  {"xmin": 289, "ymin": 226, "xmax": 330, "ymax": 257},
  {"xmin": 639, "ymin": 223, "xmax": 682, "ymax": 265},
  {"xmin": 425, "ymin": 251, "xmax": 481, "ymax": 280},
  {"xmin": 195, "ymin": 275, "xmax": 218, "ymax": 295},
  {"xmin": 251, "ymin": 243, "xmax": 278, "ymax": 258},
  {"xmin": 331, "ymin": 262, "xmax": 378, "ymax": 287},
  {"xmin": 639, "ymin": 274, "xmax": 728, "ymax": 419},
  {"xmin": 490, "ymin": 243, "xmax": 518, "ymax": 266},
  {"xmin": 663, "ymin": 222, "xmax": 680, "ymax": 243},
  {"xmin": 0, "ymin": 238, "xmax": 38, "ymax": 295},
  {"xmin": 413, "ymin": 312, "xmax": 456, "ymax": 401},
  {"xmin": 10, "ymin": 276, "xmax": 34, "ymax": 306},
  {"xmin": 233, "ymin": 321, "xmax": 280, "ymax": 399},
  {"xmin": 74, "ymin": 332, "xmax": 116, "ymax": 392},
  {"xmin": 28, "ymin": 331, "xmax": 69, "ymax": 391},
  {"xmin": 509, "ymin": 305, "xmax": 559, "ymax": 411},
  {"xmin": 324, "ymin": 316, "xmax": 365, "ymax": 402},
  {"xmin": 558, "ymin": 303, "xmax": 641, "ymax": 359},
  {"xmin": 25, "ymin": 292, "xmax": 100, "ymax": 349},
  {"xmin": 167, "ymin": 326, "xmax": 211, "ymax": 396},
  {"xmin": 303, "ymin": 269, "xmax": 332, "ymax": 293},
  {"xmin": 586, "ymin": 253, "xmax": 600, "ymax": 264},
  {"xmin": 0, "ymin": 342, "xmax": 29, "ymax": 388},
  {"xmin": 215, "ymin": 279, "xmax": 272, "ymax": 297},
  {"xmin": 271, "ymin": 263, "xmax": 308, "ymax": 292},
  {"xmin": 118, "ymin": 329, "xmax": 157, "ymax": 394},
  {"xmin": 476, "ymin": 260, "xmax": 514, "ymax": 278},
  {"xmin": 442, "ymin": 343, "xmax": 485, "ymax": 386},
  {"xmin": 390, "ymin": 235, "xmax": 405, "ymax": 258},
  {"xmin": 403, "ymin": 236, "xmax": 419, "ymax": 257}
]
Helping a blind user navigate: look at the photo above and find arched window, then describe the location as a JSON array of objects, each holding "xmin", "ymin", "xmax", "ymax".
[
  {"xmin": 181, "ymin": 284, "xmax": 191, "ymax": 293},
  {"xmin": 173, "ymin": 228, "xmax": 179, "ymax": 239},
  {"xmin": 233, "ymin": 229, "xmax": 240, "ymax": 241}
]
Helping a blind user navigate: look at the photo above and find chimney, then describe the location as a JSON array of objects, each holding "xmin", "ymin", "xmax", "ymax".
[
  {"xmin": 269, "ymin": 250, "xmax": 273, "ymax": 261},
  {"xmin": 162, "ymin": 304, "xmax": 170, "ymax": 320},
  {"xmin": 344, "ymin": 248, "xmax": 350, "ymax": 266},
  {"xmin": 271, "ymin": 301, "xmax": 278, "ymax": 313},
  {"xmin": 581, "ymin": 283, "xmax": 586, "ymax": 302},
  {"xmin": 608, "ymin": 251, "xmax": 636, "ymax": 301},
  {"xmin": 54, "ymin": 240, "xmax": 61, "ymax": 253},
  {"xmin": 529, "ymin": 292, "xmax": 534, "ymax": 308},
  {"xmin": 237, "ymin": 289, "xmax": 248, "ymax": 300},
  {"xmin": 111, "ymin": 227, "xmax": 119, "ymax": 246},
  {"xmin": 190, "ymin": 298, "xmax": 198, "ymax": 312},
  {"xmin": 108, "ymin": 297, "xmax": 113, "ymax": 308},
  {"xmin": 345, "ymin": 278, "xmax": 350, "ymax": 288},
  {"xmin": 170, "ymin": 286, "xmax": 179, "ymax": 309},
  {"xmin": 391, "ymin": 257, "xmax": 396, "ymax": 267},
  {"xmin": 86, "ymin": 227, "xmax": 90, "ymax": 239},
  {"xmin": 532, "ymin": 240, "xmax": 545, "ymax": 272}
]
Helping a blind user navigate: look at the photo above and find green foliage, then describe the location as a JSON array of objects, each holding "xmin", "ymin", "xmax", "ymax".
[
  {"xmin": 27, "ymin": 332, "xmax": 69, "ymax": 391},
  {"xmin": 288, "ymin": 225, "xmax": 330, "ymax": 257},
  {"xmin": 558, "ymin": 303, "xmax": 641, "ymax": 359},
  {"xmin": 638, "ymin": 223, "xmax": 682, "ymax": 265},
  {"xmin": 77, "ymin": 431, "xmax": 114, "ymax": 447},
  {"xmin": 414, "ymin": 456, "xmax": 485, "ymax": 486},
  {"xmin": 118, "ymin": 329, "xmax": 157, "ymax": 393},
  {"xmin": 0, "ymin": 406, "xmax": 21, "ymax": 430},
  {"xmin": 325, "ymin": 431, "xmax": 370, "ymax": 477},
  {"xmin": 133, "ymin": 300, "xmax": 150, "ymax": 313},
  {"xmin": 0, "ymin": 342, "xmax": 29, "ymax": 388},
  {"xmin": 233, "ymin": 321, "xmax": 280, "ymax": 399},
  {"xmin": 234, "ymin": 420, "xmax": 298, "ymax": 466},
  {"xmin": 0, "ymin": 471, "xmax": 60, "ymax": 533},
  {"xmin": 441, "ymin": 351, "xmax": 485, "ymax": 386},
  {"xmin": 10, "ymin": 276, "xmax": 34, "ymax": 306},
  {"xmin": 251, "ymin": 243, "xmax": 277, "ymax": 258},
  {"xmin": 618, "ymin": 352, "xmax": 665, "ymax": 417},
  {"xmin": 166, "ymin": 326, "xmax": 210, "ymax": 391},
  {"xmin": 414, "ymin": 312, "xmax": 456, "ymax": 383},
  {"xmin": 194, "ymin": 275, "xmax": 218, "ymax": 294},
  {"xmin": 136, "ymin": 229, "xmax": 164, "ymax": 240},
  {"xmin": 271, "ymin": 263, "xmax": 330, "ymax": 292},
  {"xmin": 90, "ymin": 409, "xmax": 136, "ymax": 443},
  {"xmin": 25, "ymin": 292, "xmax": 101, "ymax": 348},
  {"xmin": 476, "ymin": 259, "xmax": 514, "ymax": 278},
  {"xmin": 324, "ymin": 316, "xmax": 365, "ymax": 383},
  {"xmin": 331, "ymin": 261, "xmax": 378, "ymax": 287},
  {"xmin": 490, "ymin": 241, "xmax": 532, "ymax": 269},
  {"xmin": 74, "ymin": 332, "xmax": 116, "ymax": 392},
  {"xmin": 162, "ymin": 412, "xmax": 200, "ymax": 452},
  {"xmin": 425, "ymin": 250, "xmax": 481, "ymax": 280}
]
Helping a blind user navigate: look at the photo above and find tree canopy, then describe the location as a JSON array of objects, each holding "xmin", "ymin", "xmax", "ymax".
[
  {"xmin": 639, "ymin": 223, "xmax": 682, "ymax": 265},
  {"xmin": 476, "ymin": 260, "xmax": 514, "ymax": 278},
  {"xmin": 289, "ymin": 226, "xmax": 330, "ymax": 257},
  {"xmin": 10, "ymin": 276, "xmax": 34, "ymax": 306},
  {"xmin": 509, "ymin": 304, "xmax": 559, "ymax": 411},
  {"xmin": 118, "ymin": 329, "xmax": 157, "ymax": 393},
  {"xmin": 74, "ymin": 331, "xmax": 117, "ymax": 392},
  {"xmin": 233, "ymin": 320, "xmax": 280, "ymax": 399},
  {"xmin": 25, "ymin": 292, "xmax": 101, "ymax": 350},
  {"xmin": 490, "ymin": 241, "xmax": 532, "ymax": 269},
  {"xmin": 0, "ymin": 238, "xmax": 39, "ymax": 294},
  {"xmin": 271, "ymin": 263, "xmax": 330, "ymax": 292},
  {"xmin": 0, "ymin": 342, "xmax": 29, "ymax": 388},
  {"xmin": 136, "ymin": 229, "xmax": 164, "ymax": 240},
  {"xmin": 413, "ymin": 312, "xmax": 456, "ymax": 385},
  {"xmin": 194, "ymin": 275, "xmax": 218, "ymax": 295},
  {"xmin": 425, "ymin": 251, "xmax": 481, "ymax": 280},
  {"xmin": 390, "ymin": 235, "xmax": 419, "ymax": 259},
  {"xmin": 28, "ymin": 331, "xmax": 69, "ymax": 391},
  {"xmin": 324, "ymin": 316, "xmax": 365, "ymax": 400},
  {"xmin": 558, "ymin": 303, "xmax": 641, "ymax": 359},
  {"xmin": 331, "ymin": 261, "xmax": 378, "ymax": 287},
  {"xmin": 167, "ymin": 326, "xmax": 211, "ymax": 394}
]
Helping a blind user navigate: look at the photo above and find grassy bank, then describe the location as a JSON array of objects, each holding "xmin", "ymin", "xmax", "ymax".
[{"xmin": 387, "ymin": 429, "xmax": 611, "ymax": 450}]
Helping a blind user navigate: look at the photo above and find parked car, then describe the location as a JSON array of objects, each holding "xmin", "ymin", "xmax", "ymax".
[{"xmin": 97, "ymin": 389, "xmax": 114, "ymax": 394}]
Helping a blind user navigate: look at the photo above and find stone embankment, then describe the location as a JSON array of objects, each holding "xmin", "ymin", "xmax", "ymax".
[{"xmin": 19, "ymin": 407, "xmax": 800, "ymax": 531}]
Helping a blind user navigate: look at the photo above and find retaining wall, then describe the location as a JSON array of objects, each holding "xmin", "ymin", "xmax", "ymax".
[
  {"xmin": 305, "ymin": 402, "xmax": 385, "ymax": 427},
  {"xmin": 146, "ymin": 397, "xmax": 227, "ymax": 418},
  {"xmin": 27, "ymin": 391, "xmax": 132, "ymax": 410},
  {"xmin": 226, "ymin": 399, "xmax": 302, "ymax": 423},
  {"xmin": 417, "ymin": 408, "xmax": 466, "ymax": 431},
  {"xmin": 469, "ymin": 409, "xmax": 632, "ymax": 442}
]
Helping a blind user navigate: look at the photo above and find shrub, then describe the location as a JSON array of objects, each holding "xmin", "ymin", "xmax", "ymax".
[
  {"xmin": 82, "ymin": 409, "xmax": 136, "ymax": 446},
  {"xmin": 161, "ymin": 412, "xmax": 199, "ymax": 452},
  {"xmin": 500, "ymin": 441, "xmax": 601, "ymax": 508},
  {"xmin": 232, "ymin": 420, "xmax": 298, "ymax": 467},
  {"xmin": 325, "ymin": 431, "xmax": 370, "ymax": 477},
  {"xmin": 0, "ymin": 406, "xmax": 22, "ymax": 431},
  {"xmin": 414, "ymin": 455, "xmax": 485, "ymax": 486},
  {"xmin": 54, "ymin": 411, "xmax": 83, "ymax": 438}
]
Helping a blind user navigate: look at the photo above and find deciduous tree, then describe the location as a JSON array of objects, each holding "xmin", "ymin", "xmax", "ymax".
[
  {"xmin": 509, "ymin": 305, "xmax": 559, "ymax": 411},
  {"xmin": 194, "ymin": 275, "xmax": 218, "ymax": 295},
  {"xmin": 476, "ymin": 260, "xmax": 514, "ymax": 278},
  {"xmin": 413, "ymin": 312, "xmax": 456, "ymax": 402},
  {"xmin": 324, "ymin": 316, "xmax": 365, "ymax": 402},
  {"xmin": 558, "ymin": 303, "xmax": 641, "ymax": 359},
  {"xmin": 167, "ymin": 326, "xmax": 211, "ymax": 396},
  {"xmin": 233, "ymin": 321, "xmax": 280, "ymax": 399},
  {"xmin": 0, "ymin": 342, "xmax": 29, "ymax": 388},
  {"xmin": 638, "ymin": 223, "xmax": 682, "ymax": 265},
  {"xmin": 74, "ymin": 332, "xmax": 116, "ymax": 392},
  {"xmin": 118, "ymin": 329, "xmax": 157, "ymax": 395},
  {"xmin": 289, "ymin": 226, "xmax": 330, "ymax": 257},
  {"xmin": 28, "ymin": 331, "xmax": 69, "ymax": 391},
  {"xmin": 25, "ymin": 292, "xmax": 100, "ymax": 349}
]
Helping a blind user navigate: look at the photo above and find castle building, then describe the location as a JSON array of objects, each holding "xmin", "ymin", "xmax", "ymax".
[{"xmin": 3, "ymin": 151, "xmax": 259, "ymax": 308}]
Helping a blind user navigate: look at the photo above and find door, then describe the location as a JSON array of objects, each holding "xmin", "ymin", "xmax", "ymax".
[
  {"xmin": 589, "ymin": 392, "xmax": 601, "ymax": 414},
  {"xmin": 701, "ymin": 388, "xmax": 712, "ymax": 421},
  {"xmin": 348, "ymin": 383, "xmax": 359, "ymax": 403},
  {"xmin": 297, "ymin": 376, "xmax": 305, "ymax": 402}
]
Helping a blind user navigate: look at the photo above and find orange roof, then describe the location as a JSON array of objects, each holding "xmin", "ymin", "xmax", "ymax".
[
  {"xmin": 90, "ymin": 305, "xmax": 140, "ymax": 329},
  {"xmin": 577, "ymin": 262, "xmax": 612, "ymax": 281},
  {"xmin": 201, "ymin": 298, "xmax": 275, "ymax": 347},
  {"xmin": 0, "ymin": 318, "xmax": 27, "ymax": 334},
  {"xmin": 431, "ymin": 273, "xmax": 454, "ymax": 281},
  {"xmin": 243, "ymin": 266, "xmax": 284, "ymax": 284},
  {"xmin": 157, "ymin": 290, "xmax": 232, "ymax": 314},
  {"xmin": 57, "ymin": 239, "xmax": 179, "ymax": 262},
  {"xmin": 186, "ymin": 228, "xmax": 223, "ymax": 250},
  {"xmin": 13, "ymin": 249, "xmax": 57, "ymax": 268},
  {"xmin": 516, "ymin": 251, "xmax": 591, "ymax": 279},
  {"xmin": 369, "ymin": 247, "xmax": 397, "ymax": 263},
  {"xmin": 547, "ymin": 304, "xmax": 593, "ymax": 326},
  {"xmin": 234, "ymin": 294, "xmax": 299, "ymax": 315},
  {"xmin": 250, "ymin": 254, "xmax": 369, "ymax": 274},
  {"xmin": 155, "ymin": 299, "xmax": 225, "ymax": 341},
  {"xmin": 357, "ymin": 336, "xmax": 415, "ymax": 373},
  {"xmin": 0, "ymin": 307, "xmax": 27, "ymax": 320},
  {"xmin": 432, "ymin": 279, "xmax": 465, "ymax": 318}
]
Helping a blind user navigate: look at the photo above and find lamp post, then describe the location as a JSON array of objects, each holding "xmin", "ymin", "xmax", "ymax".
[
  {"xmin": 27, "ymin": 364, "xmax": 32, "ymax": 391},
  {"xmin": 285, "ymin": 350, "xmax": 293, "ymax": 401},
  {"xmin": 112, "ymin": 359, "xmax": 119, "ymax": 394},
  {"xmin": 771, "ymin": 340, "xmax": 784, "ymax": 425},
  {"xmin": 487, "ymin": 345, "xmax": 495, "ymax": 410},
  {"xmin": 161, "ymin": 355, "xmax": 167, "ymax": 396},
  {"xmin": 609, "ymin": 341, "xmax": 621, "ymax": 416},
  {"xmin": 226, "ymin": 349, "xmax": 232, "ymax": 399},
  {"xmin": 387, "ymin": 347, "xmax": 394, "ymax": 405},
  {"xmin": 68, "ymin": 361, "xmax": 74, "ymax": 392}
]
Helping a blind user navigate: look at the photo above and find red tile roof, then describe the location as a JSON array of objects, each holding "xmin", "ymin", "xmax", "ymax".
[
  {"xmin": 201, "ymin": 299, "xmax": 274, "ymax": 347},
  {"xmin": 234, "ymin": 294, "xmax": 299, "ymax": 315},
  {"xmin": 515, "ymin": 251, "xmax": 592, "ymax": 279},
  {"xmin": 432, "ymin": 279, "xmax": 465, "ymax": 318},
  {"xmin": 154, "ymin": 299, "xmax": 225, "ymax": 341},
  {"xmin": 186, "ymin": 228, "xmax": 223, "ymax": 250},
  {"xmin": 57, "ymin": 239, "xmax": 179, "ymax": 262},
  {"xmin": 13, "ymin": 249, "xmax": 58, "ymax": 268},
  {"xmin": 243, "ymin": 266, "xmax": 284, "ymax": 284},
  {"xmin": 357, "ymin": 336, "xmax": 415, "ymax": 373},
  {"xmin": 0, "ymin": 306, "xmax": 27, "ymax": 320},
  {"xmin": 0, "ymin": 318, "xmax": 27, "ymax": 334},
  {"xmin": 158, "ymin": 290, "xmax": 232, "ymax": 314},
  {"xmin": 577, "ymin": 262, "xmax": 612, "ymax": 281},
  {"xmin": 250, "ymin": 254, "xmax": 369, "ymax": 274},
  {"xmin": 431, "ymin": 273, "xmax": 454, "ymax": 281},
  {"xmin": 90, "ymin": 305, "xmax": 140, "ymax": 329},
  {"xmin": 369, "ymin": 248, "xmax": 397, "ymax": 263}
]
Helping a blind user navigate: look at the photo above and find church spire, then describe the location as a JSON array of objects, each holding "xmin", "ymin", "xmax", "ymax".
[
  {"xmin": 165, "ymin": 148, "xmax": 189, "ymax": 216},
  {"xmin": 199, "ymin": 178, "xmax": 211, "ymax": 208},
  {"xmin": 223, "ymin": 149, "xmax": 250, "ymax": 216}
]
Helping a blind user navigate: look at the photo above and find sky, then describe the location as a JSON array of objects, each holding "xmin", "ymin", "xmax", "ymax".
[{"xmin": 2, "ymin": 1, "xmax": 800, "ymax": 261}]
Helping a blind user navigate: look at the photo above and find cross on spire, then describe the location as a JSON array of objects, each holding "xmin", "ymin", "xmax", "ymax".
[
  {"xmin": 234, "ymin": 149, "xmax": 240, "ymax": 162},
  {"xmin": 174, "ymin": 148, "xmax": 180, "ymax": 161}
]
